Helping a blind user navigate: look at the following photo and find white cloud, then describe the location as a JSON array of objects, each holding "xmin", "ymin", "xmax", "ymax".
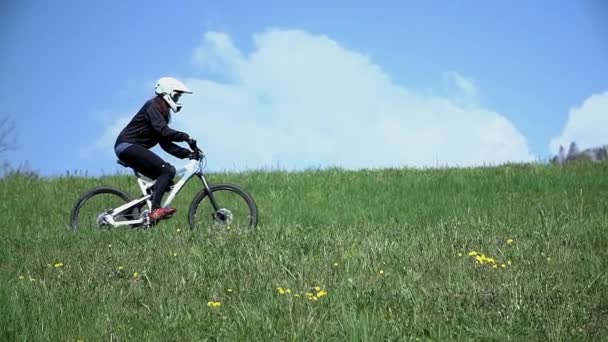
[
  {"xmin": 193, "ymin": 31, "xmax": 244, "ymax": 76},
  {"xmin": 80, "ymin": 116, "xmax": 130, "ymax": 160},
  {"xmin": 549, "ymin": 91, "xmax": 608, "ymax": 153},
  {"xmin": 443, "ymin": 71, "xmax": 478, "ymax": 98},
  {"xmin": 92, "ymin": 29, "xmax": 534, "ymax": 170}
]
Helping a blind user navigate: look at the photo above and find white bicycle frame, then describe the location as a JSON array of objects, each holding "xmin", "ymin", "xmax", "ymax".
[{"xmin": 103, "ymin": 158, "xmax": 210, "ymax": 227}]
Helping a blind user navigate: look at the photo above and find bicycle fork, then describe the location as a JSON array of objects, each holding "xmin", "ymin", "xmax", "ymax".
[
  {"xmin": 197, "ymin": 174, "xmax": 224, "ymax": 222},
  {"xmin": 198, "ymin": 174, "xmax": 220, "ymax": 209}
]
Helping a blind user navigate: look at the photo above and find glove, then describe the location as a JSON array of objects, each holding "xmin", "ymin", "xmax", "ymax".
[{"xmin": 188, "ymin": 150, "xmax": 199, "ymax": 160}]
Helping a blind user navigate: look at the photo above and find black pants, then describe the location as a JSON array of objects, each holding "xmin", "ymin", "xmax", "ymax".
[{"xmin": 117, "ymin": 144, "xmax": 175, "ymax": 209}]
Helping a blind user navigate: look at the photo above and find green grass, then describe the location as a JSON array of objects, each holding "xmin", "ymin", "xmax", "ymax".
[{"xmin": 1, "ymin": 162, "xmax": 607, "ymax": 341}]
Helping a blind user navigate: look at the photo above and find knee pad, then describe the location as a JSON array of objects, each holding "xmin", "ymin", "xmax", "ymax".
[{"xmin": 161, "ymin": 163, "xmax": 176, "ymax": 178}]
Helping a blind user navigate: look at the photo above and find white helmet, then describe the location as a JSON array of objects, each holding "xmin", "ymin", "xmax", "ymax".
[{"xmin": 154, "ymin": 77, "xmax": 193, "ymax": 113}]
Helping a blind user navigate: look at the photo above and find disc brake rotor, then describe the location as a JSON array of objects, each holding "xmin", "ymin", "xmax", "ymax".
[{"xmin": 214, "ymin": 208, "xmax": 233, "ymax": 226}]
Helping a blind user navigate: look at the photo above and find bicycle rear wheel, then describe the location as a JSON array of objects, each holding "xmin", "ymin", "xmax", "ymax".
[
  {"xmin": 188, "ymin": 183, "xmax": 258, "ymax": 231},
  {"xmin": 71, "ymin": 187, "xmax": 141, "ymax": 230}
]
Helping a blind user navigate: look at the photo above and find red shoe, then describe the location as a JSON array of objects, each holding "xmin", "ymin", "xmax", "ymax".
[{"xmin": 149, "ymin": 207, "xmax": 177, "ymax": 221}]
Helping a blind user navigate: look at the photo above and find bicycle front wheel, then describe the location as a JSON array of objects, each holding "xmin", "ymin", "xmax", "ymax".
[
  {"xmin": 188, "ymin": 183, "xmax": 258, "ymax": 231},
  {"xmin": 71, "ymin": 187, "xmax": 140, "ymax": 230}
]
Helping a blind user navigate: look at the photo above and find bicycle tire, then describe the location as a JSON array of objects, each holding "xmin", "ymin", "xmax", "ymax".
[
  {"xmin": 70, "ymin": 187, "xmax": 139, "ymax": 230},
  {"xmin": 188, "ymin": 183, "xmax": 258, "ymax": 231}
]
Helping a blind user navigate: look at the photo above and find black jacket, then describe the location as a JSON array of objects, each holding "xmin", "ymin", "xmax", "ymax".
[{"xmin": 115, "ymin": 96, "xmax": 191, "ymax": 159}]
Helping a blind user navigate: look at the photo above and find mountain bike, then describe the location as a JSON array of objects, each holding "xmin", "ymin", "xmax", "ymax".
[{"xmin": 70, "ymin": 141, "xmax": 258, "ymax": 231}]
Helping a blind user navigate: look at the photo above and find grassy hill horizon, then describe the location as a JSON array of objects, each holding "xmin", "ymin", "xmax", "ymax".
[{"xmin": 1, "ymin": 162, "xmax": 607, "ymax": 340}]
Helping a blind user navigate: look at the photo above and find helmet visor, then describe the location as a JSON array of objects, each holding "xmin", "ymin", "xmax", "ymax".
[{"xmin": 171, "ymin": 91, "xmax": 183, "ymax": 103}]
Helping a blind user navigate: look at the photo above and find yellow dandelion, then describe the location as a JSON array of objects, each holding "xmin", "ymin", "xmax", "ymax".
[
  {"xmin": 133, "ymin": 272, "xmax": 139, "ymax": 278},
  {"xmin": 207, "ymin": 301, "xmax": 222, "ymax": 308},
  {"xmin": 314, "ymin": 286, "xmax": 321, "ymax": 292},
  {"xmin": 277, "ymin": 287, "xmax": 286, "ymax": 295},
  {"xmin": 475, "ymin": 255, "xmax": 484, "ymax": 264},
  {"xmin": 492, "ymin": 264, "xmax": 498, "ymax": 269},
  {"xmin": 501, "ymin": 264, "xmax": 506, "ymax": 268},
  {"xmin": 507, "ymin": 239, "xmax": 514, "ymax": 245},
  {"xmin": 379, "ymin": 270, "xmax": 384, "ymax": 275},
  {"xmin": 468, "ymin": 251, "xmax": 478, "ymax": 256},
  {"xmin": 18, "ymin": 275, "xmax": 25, "ymax": 280},
  {"xmin": 285, "ymin": 288, "xmax": 292, "ymax": 294},
  {"xmin": 54, "ymin": 262, "xmax": 64, "ymax": 268},
  {"xmin": 458, "ymin": 253, "xmax": 463, "ymax": 257},
  {"xmin": 316, "ymin": 290, "xmax": 328, "ymax": 298}
]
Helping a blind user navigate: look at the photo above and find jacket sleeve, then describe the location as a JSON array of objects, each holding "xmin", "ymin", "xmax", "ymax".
[
  {"xmin": 160, "ymin": 140, "xmax": 191, "ymax": 159},
  {"xmin": 146, "ymin": 102, "xmax": 189, "ymax": 142}
]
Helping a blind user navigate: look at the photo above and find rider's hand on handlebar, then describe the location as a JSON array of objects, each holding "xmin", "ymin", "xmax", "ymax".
[{"xmin": 188, "ymin": 151, "xmax": 199, "ymax": 160}]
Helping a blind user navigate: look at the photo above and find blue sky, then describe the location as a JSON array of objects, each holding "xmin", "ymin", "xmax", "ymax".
[{"xmin": 1, "ymin": 0, "xmax": 607, "ymax": 176}]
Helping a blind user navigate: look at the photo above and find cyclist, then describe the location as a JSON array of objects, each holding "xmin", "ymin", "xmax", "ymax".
[{"xmin": 114, "ymin": 77, "xmax": 197, "ymax": 222}]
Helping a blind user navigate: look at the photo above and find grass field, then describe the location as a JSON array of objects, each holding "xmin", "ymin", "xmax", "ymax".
[{"xmin": 1, "ymin": 162, "xmax": 607, "ymax": 341}]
